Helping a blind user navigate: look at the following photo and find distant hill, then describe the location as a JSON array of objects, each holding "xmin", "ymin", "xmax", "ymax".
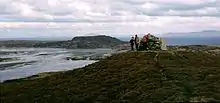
[
  {"xmin": 162, "ymin": 30, "xmax": 220, "ymax": 45},
  {"xmin": 71, "ymin": 35, "xmax": 125, "ymax": 48},
  {"xmin": 164, "ymin": 37, "xmax": 220, "ymax": 46},
  {"xmin": 0, "ymin": 35, "xmax": 125, "ymax": 49},
  {"xmin": 163, "ymin": 30, "xmax": 220, "ymax": 37},
  {"xmin": 117, "ymin": 30, "xmax": 220, "ymax": 45},
  {"xmin": 0, "ymin": 37, "xmax": 70, "ymax": 41}
]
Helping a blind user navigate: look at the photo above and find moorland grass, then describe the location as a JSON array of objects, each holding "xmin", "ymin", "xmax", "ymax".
[{"xmin": 1, "ymin": 51, "xmax": 220, "ymax": 103}]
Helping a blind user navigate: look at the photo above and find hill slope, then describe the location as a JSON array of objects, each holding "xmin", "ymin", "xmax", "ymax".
[
  {"xmin": 0, "ymin": 35, "xmax": 124, "ymax": 49},
  {"xmin": 1, "ymin": 51, "xmax": 220, "ymax": 102}
]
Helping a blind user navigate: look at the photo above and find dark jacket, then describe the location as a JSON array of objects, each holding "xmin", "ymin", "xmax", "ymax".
[{"xmin": 130, "ymin": 39, "xmax": 134, "ymax": 45}]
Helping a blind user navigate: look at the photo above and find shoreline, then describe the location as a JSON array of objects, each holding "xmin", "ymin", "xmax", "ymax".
[
  {"xmin": 0, "ymin": 60, "xmax": 97, "ymax": 82},
  {"xmin": 1, "ymin": 45, "xmax": 220, "ymax": 82}
]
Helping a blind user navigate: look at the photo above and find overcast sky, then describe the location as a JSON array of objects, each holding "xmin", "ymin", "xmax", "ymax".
[{"xmin": 0, "ymin": 0, "xmax": 219, "ymax": 38}]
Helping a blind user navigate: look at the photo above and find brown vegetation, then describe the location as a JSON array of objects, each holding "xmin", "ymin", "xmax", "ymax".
[{"xmin": 1, "ymin": 51, "xmax": 220, "ymax": 103}]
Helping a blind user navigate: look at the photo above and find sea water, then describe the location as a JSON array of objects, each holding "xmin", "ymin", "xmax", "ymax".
[{"xmin": 0, "ymin": 48, "xmax": 114, "ymax": 82}]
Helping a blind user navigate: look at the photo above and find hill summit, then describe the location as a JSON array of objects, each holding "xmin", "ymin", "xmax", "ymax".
[{"xmin": 1, "ymin": 50, "xmax": 220, "ymax": 102}]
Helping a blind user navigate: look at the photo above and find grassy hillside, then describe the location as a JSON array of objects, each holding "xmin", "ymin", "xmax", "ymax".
[{"xmin": 1, "ymin": 51, "xmax": 220, "ymax": 103}]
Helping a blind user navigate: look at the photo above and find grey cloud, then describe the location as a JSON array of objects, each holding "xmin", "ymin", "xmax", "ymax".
[
  {"xmin": 0, "ymin": 0, "xmax": 219, "ymax": 23},
  {"xmin": 157, "ymin": 1, "xmax": 220, "ymax": 11},
  {"xmin": 0, "ymin": 2, "xmax": 20, "ymax": 15},
  {"xmin": 120, "ymin": 0, "xmax": 146, "ymax": 5},
  {"xmin": 122, "ymin": 0, "xmax": 220, "ymax": 16}
]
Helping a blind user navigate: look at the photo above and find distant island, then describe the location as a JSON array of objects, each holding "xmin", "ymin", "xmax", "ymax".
[{"xmin": 0, "ymin": 35, "xmax": 125, "ymax": 49}]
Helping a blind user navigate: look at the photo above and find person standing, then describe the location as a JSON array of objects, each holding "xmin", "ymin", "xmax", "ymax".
[
  {"xmin": 134, "ymin": 35, "xmax": 140, "ymax": 51},
  {"xmin": 130, "ymin": 37, "xmax": 135, "ymax": 51}
]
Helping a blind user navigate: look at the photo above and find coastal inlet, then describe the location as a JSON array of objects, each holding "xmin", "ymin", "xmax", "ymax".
[{"xmin": 0, "ymin": 48, "xmax": 118, "ymax": 82}]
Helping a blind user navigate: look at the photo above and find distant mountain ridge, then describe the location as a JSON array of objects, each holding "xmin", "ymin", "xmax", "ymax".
[
  {"xmin": 164, "ymin": 37, "xmax": 220, "ymax": 46},
  {"xmin": 0, "ymin": 35, "xmax": 125, "ymax": 49},
  {"xmin": 118, "ymin": 30, "xmax": 220, "ymax": 41},
  {"xmin": 162, "ymin": 30, "xmax": 220, "ymax": 45},
  {"xmin": 117, "ymin": 30, "xmax": 220, "ymax": 45},
  {"xmin": 0, "ymin": 37, "xmax": 70, "ymax": 41},
  {"xmin": 163, "ymin": 30, "xmax": 220, "ymax": 37}
]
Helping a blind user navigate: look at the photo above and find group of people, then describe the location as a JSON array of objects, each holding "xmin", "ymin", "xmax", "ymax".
[
  {"xmin": 129, "ymin": 33, "xmax": 166, "ymax": 51},
  {"xmin": 130, "ymin": 35, "xmax": 140, "ymax": 51}
]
